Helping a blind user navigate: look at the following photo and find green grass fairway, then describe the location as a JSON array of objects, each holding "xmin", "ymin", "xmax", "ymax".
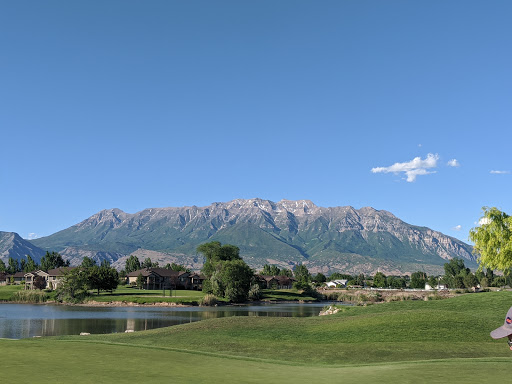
[
  {"xmin": 88, "ymin": 287, "xmax": 206, "ymax": 304},
  {"xmin": 0, "ymin": 284, "xmax": 22, "ymax": 300},
  {"xmin": 1, "ymin": 339, "xmax": 509, "ymax": 383},
  {"xmin": 3, "ymin": 291, "xmax": 512, "ymax": 383}
]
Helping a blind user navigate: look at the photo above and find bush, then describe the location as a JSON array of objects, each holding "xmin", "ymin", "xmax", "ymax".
[
  {"xmin": 248, "ymin": 284, "xmax": 262, "ymax": 301},
  {"xmin": 200, "ymin": 294, "xmax": 219, "ymax": 306}
]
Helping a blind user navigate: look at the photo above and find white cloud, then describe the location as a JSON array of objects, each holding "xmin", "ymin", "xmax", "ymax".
[
  {"xmin": 371, "ymin": 153, "xmax": 439, "ymax": 182},
  {"xmin": 27, "ymin": 233, "xmax": 39, "ymax": 240},
  {"xmin": 490, "ymin": 170, "xmax": 510, "ymax": 174},
  {"xmin": 447, "ymin": 159, "xmax": 460, "ymax": 167},
  {"xmin": 452, "ymin": 225, "xmax": 462, "ymax": 231},
  {"xmin": 479, "ymin": 218, "xmax": 491, "ymax": 225}
]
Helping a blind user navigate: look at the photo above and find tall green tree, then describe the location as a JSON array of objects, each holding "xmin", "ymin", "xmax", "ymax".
[
  {"xmin": 7, "ymin": 257, "xmax": 19, "ymax": 274},
  {"xmin": 40, "ymin": 251, "xmax": 69, "ymax": 271},
  {"xmin": 444, "ymin": 258, "xmax": 469, "ymax": 278},
  {"xmin": 329, "ymin": 272, "xmax": 353, "ymax": 281},
  {"xmin": 427, "ymin": 276, "xmax": 439, "ymax": 288},
  {"xmin": 388, "ymin": 276, "xmax": 406, "ymax": 289},
  {"xmin": 166, "ymin": 263, "xmax": 190, "ymax": 272},
  {"xmin": 198, "ymin": 242, "xmax": 254, "ymax": 303},
  {"xmin": 136, "ymin": 273, "xmax": 145, "ymax": 289},
  {"xmin": 312, "ymin": 273, "xmax": 327, "ymax": 284},
  {"xmin": 293, "ymin": 264, "xmax": 311, "ymax": 290},
  {"xmin": 373, "ymin": 272, "xmax": 387, "ymax": 288},
  {"xmin": 0, "ymin": 259, "xmax": 6, "ymax": 272},
  {"xmin": 81, "ymin": 257, "xmax": 96, "ymax": 269},
  {"xmin": 469, "ymin": 207, "xmax": 512, "ymax": 273},
  {"xmin": 261, "ymin": 264, "xmax": 281, "ymax": 276},
  {"xmin": 24, "ymin": 255, "xmax": 38, "ymax": 272},
  {"xmin": 442, "ymin": 258, "xmax": 470, "ymax": 288},
  {"xmin": 87, "ymin": 261, "xmax": 118, "ymax": 295},
  {"xmin": 410, "ymin": 271, "xmax": 427, "ymax": 289},
  {"xmin": 198, "ymin": 241, "xmax": 242, "ymax": 279},
  {"xmin": 279, "ymin": 268, "xmax": 293, "ymax": 277},
  {"xmin": 464, "ymin": 272, "xmax": 479, "ymax": 289},
  {"xmin": 141, "ymin": 257, "xmax": 158, "ymax": 269},
  {"xmin": 125, "ymin": 255, "xmax": 141, "ymax": 273},
  {"xmin": 56, "ymin": 268, "xmax": 90, "ymax": 302}
]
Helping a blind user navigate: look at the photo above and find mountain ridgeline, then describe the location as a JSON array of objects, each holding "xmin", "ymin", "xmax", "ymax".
[
  {"xmin": 29, "ymin": 199, "xmax": 476, "ymax": 275},
  {"xmin": 0, "ymin": 231, "xmax": 46, "ymax": 264}
]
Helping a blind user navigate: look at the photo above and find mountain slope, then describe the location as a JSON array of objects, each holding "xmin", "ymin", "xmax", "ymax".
[
  {"xmin": 0, "ymin": 231, "xmax": 46, "ymax": 264},
  {"xmin": 30, "ymin": 199, "xmax": 475, "ymax": 274}
]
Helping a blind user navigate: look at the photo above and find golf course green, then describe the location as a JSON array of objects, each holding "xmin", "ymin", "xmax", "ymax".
[{"xmin": 3, "ymin": 290, "xmax": 511, "ymax": 383}]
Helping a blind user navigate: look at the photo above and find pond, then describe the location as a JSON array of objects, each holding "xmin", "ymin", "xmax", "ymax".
[{"xmin": 0, "ymin": 302, "xmax": 333, "ymax": 339}]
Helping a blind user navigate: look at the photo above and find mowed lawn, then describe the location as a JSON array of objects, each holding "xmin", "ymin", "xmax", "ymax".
[
  {"xmin": 88, "ymin": 286, "xmax": 207, "ymax": 304},
  {"xmin": 2, "ymin": 291, "xmax": 512, "ymax": 383},
  {"xmin": 0, "ymin": 284, "xmax": 22, "ymax": 300},
  {"xmin": 85, "ymin": 287, "xmax": 317, "ymax": 304}
]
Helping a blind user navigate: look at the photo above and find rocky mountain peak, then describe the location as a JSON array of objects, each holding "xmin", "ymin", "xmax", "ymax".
[{"xmin": 29, "ymin": 198, "xmax": 475, "ymax": 275}]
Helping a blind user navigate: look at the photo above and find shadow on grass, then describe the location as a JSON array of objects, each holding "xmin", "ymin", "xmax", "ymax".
[{"xmin": 261, "ymin": 290, "xmax": 317, "ymax": 301}]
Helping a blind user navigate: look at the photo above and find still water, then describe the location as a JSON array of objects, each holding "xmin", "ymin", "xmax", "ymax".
[{"xmin": 0, "ymin": 302, "xmax": 328, "ymax": 339}]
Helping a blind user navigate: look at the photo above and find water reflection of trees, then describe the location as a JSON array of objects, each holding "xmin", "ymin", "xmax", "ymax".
[{"xmin": 0, "ymin": 304, "xmax": 323, "ymax": 338}]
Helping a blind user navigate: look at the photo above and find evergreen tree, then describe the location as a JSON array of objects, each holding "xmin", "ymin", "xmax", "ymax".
[
  {"xmin": 7, "ymin": 257, "xmax": 19, "ymax": 274},
  {"xmin": 40, "ymin": 251, "xmax": 69, "ymax": 271},
  {"xmin": 24, "ymin": 255, "xmax": 38, "ymax": 272},
  {"xmin": 81, "ymin": 257, "xmax": 96, "ymax": 269},
  {"xmin": 293, "ymin": 264, "xmax": 311, "ymax": 290},
  {"xmin": 125, "ymin": 255, "xmax": 141, "ymax": 273}
]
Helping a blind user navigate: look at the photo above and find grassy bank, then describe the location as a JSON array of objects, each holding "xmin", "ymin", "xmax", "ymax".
[
  {"xmin": 2, "ymin": 290, "xmax": 511, "ymax": 383},
  {"xmin": 1, "ymin": 285, "xmax": 318, "ymax": 305},
  {"xmin": 0, "ymin": 284, "xmax": 22, "ymax": 301},
  {"xmin": 87, "ymin": 286, "xmax": 207, "ymax": 305},
  {"xmin": 1, "ymin": 339, "xmax": 509, "ymax": 383},
  {"xmin": 84, "ymin": 287, "xmax": 318, "ymax": 305},
  {"xmin": 57, "ymin": 290, "xmax": 512, "ymax": 365}
]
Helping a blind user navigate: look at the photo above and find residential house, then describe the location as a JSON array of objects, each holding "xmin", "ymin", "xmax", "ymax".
[
  {"xmin": 24, "ymin": 270, "xmax": 49, "ymax": 290},
  {"xmin": 257, "ymin": 275, "xmax": 295, "ymax": 289},
  {"xmin": 24, "ymin": 267, "xmax": 73, "ymax": 290},
  {"xmin": 425, "ymin": 283, "xmax": 448, "ymax": 291},
  {"xmin": 325, "ymin": 279, "xmax": 348, "ymax": 288},
  {"xmin": 188, "ymin": 272, "xmax": 206, "ymax": 290},
  {"xmin": 127, "ymin": 268, "xmax": 192, "ymax": 290},
  {"xmin": 8, "ymin": 272, "xmax": 26, "ymax": 285},
  {"xmin": 47, "ymin": 267, "xmax": 73, "ymax": 290}
]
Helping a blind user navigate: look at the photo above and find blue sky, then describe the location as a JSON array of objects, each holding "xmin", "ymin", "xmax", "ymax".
[{"xmin": 1, "ymin": 0, "xmax": 510, "ymax": 243}]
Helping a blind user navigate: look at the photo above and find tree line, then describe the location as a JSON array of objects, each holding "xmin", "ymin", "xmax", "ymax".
[
  {"xmin": 122, "ymin": 254, "xmax": 190, "ymax": 277},
  {"xmin": 0, "ymin": 251, "xmax": 69, "ymax": 275}
]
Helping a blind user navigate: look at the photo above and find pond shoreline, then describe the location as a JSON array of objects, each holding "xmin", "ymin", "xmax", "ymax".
[{"xmin": 0, "ymin": 298, "xmax": 327, "ymax": 308}]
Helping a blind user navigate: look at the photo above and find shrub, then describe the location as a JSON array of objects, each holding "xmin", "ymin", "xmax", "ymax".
[
  {"xmin": 200, "ymin": 294, "xmax": 219, "ymax": 306},
  {"xmin": 248, "ymin": 284, "xmax": 262, "ymax": 301}
]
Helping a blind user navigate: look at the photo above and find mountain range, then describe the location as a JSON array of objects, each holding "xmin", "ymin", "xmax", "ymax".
[
  {"xmin": 6, "ymin": 198, "xmax": 476, "ymax": 275},
  {"xmin": 0, "ymin": 231, "xmax": 46, "ymax": 264}
]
